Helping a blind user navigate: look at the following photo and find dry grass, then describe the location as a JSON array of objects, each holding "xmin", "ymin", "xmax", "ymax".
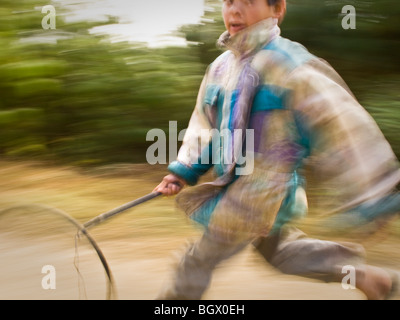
[{"xmin": 0, "ymin": 160, "xmax": 400, "ymax": 300}]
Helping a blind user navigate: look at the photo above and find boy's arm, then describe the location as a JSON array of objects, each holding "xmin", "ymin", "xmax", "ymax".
[
  {"xmin": 155, "ymin": 69, "xmax": 216, "ymax": 194},
  {"xmin": 286, "ymin": 61, "xmax": 400, "ymax": 211}
]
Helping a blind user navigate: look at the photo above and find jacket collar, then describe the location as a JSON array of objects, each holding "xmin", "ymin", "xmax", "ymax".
[{"xmin": 217, "ymin": 18, "xmax": 281, "ymax": 58}]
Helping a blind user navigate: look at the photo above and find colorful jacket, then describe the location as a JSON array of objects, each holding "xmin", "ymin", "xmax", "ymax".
[{"xmin": 168, "ymin": 18, "xmax": 400, "ymax": 243}]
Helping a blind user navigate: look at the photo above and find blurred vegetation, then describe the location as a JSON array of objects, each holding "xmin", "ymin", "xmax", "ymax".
[{"xmin": 0, "ymin": 0, "xmax": 399, "ymax": 167}]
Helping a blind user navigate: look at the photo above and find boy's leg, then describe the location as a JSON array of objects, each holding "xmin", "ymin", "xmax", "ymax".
[
  {"xmin": 157, "ymin": 232, "xmax": 249, "ymax": 300},
  {"xmin": 255, "ymin": 227, "xmax": 365, "ymax": 280},
  {"xmin": 254, "ymin": 226, "xmax": 393, "ymax": 299}
]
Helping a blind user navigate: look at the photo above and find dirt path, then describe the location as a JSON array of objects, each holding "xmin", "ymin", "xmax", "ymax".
[
  {"xmin": 99, "ymin": 239, "xmax": 366, "ymax": 300},
  {"xmin": 0, "ymin": 160, "xmax": 398, "ymax": 300},
  {"xmin": 0, "ymin": 233, "xmax": 365, "ymax": 300}
]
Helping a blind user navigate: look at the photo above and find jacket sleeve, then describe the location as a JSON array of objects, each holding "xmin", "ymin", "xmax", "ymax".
[
  {"xmin": 286, "ymin": 59, "xmax": 400, "ymax": 211},
  {"xmin": 168, "ymin": 69, "xmax": 215, "ymax": 185}
]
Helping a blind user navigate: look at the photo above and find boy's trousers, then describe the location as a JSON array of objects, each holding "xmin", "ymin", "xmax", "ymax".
[
  {"xmin": 157, "ymin": 191, "xmax": 400, "ymax": 300},
  {"xmin": 157, "ymin": 226, "xmax": 365, "ymax": 300}
]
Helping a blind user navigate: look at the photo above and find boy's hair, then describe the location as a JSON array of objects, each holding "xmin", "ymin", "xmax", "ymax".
[{"xmin": 267, "ymin": 0, "xmax": 286, "ymax": 25}]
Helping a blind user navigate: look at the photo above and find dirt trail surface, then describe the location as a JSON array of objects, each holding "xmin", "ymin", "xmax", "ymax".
[{"xmin": 0, "ymin": 161, "xmax": 399, "ymax": 300}]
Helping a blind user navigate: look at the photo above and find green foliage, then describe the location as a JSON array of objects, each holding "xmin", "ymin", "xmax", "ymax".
[
  {"xmin": 359, "ymin": 78, "xmax": 400, "ymax": 158},
  {"xmin": 0, "ymin": 0, "xmax": 398, "ymax": 166},
  {"xmin": 282, "ymin": 0, "xmax": 400, "ymax": 80},
  {"xmin": 0, "ymin": 1, "xmax": 203, "ymax": 165}
]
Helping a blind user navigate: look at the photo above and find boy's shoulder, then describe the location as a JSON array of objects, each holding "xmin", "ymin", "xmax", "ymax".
[
  {"xmin": 253, "ymin": 37, "xmax": 316, "ymax": 74},
  {"xmin": 262, "ymin": 37, "xmax": 316, "ymax": 68},
  {"xmin": 251, "ymin": 37, "xmax": 319, "ymax": 86},
  {"xmin": 209, "ymin": 50, "xmax": 232, "ymax": 68},
  {"xmin": 209, "ymin": 36, "xmax": 317, "ymax": 76}
]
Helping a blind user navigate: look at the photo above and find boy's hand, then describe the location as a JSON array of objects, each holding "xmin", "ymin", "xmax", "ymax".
[{"xmin": 153, "ymin": 174, "xmax": 186, "ymax": 196}]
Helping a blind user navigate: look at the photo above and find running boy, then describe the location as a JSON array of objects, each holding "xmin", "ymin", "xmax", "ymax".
[{"xmin": 154, "ymin": 0, "xmax": 400, "ymax": 300}]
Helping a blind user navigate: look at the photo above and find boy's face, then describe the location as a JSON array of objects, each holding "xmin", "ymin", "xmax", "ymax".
[{"xmin": 222, "ymin": 0, "xmax": 282, "ymax": 36}]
